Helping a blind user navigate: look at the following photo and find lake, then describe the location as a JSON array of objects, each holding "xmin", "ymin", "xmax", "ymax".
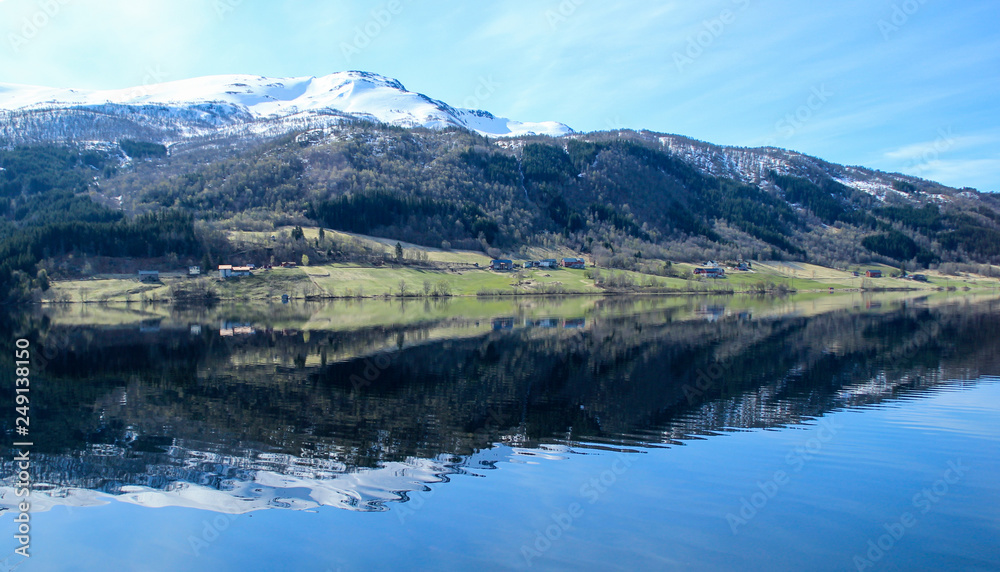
[{"xmin": 2, "ymin": 292, "xmax": 999, "ymax": 571}]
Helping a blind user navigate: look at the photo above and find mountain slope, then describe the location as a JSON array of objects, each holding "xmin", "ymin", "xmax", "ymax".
[
  {"xmin": 2, "ymin": 72, "xmax": 999, "ymax": 303},
  {"xmin": 0, "ymin": 71, "xmax": 573, "ymax": 143}
]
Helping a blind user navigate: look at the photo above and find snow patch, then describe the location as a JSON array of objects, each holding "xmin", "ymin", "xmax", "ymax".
[{"xmin": 0, "ymin": 71, "xmax": 572, "ymax": 140}]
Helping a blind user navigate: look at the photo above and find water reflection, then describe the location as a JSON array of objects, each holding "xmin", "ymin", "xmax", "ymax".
[{"xmin": 2, "ymin": 294, "xmax": 998, "ymax": 515}]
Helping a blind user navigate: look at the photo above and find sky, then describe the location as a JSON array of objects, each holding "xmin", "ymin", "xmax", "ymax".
[{"xmin": 0, "ymin": 0, "xmax": 998, "ymax": 192}]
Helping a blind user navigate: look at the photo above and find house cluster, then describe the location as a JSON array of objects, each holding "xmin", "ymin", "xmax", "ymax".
[
  {"xmin": 218, "ymin": 264, "xmax": 253, "ymax": 279},
  {"xmin": 489, "ymin": 257, "xmax": 586, "ymax": 271},
  {"xmin": 694, "ymin": 267, "xmax": 726, "ymax": 278},
  {"xmin": 491, "ymin": 317, "xmax": 587, "ymax": 330},
  {"xmin": 216, "ymin": 261, "xmax": 300, "ymax": 278}
]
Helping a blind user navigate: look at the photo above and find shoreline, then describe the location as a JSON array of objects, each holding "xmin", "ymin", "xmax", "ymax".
[{"xmin": 28, "ymin": 284, "xmax": 990, "ymax": 306}]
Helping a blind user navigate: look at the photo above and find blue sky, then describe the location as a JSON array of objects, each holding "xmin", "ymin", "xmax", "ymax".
[{"xmin": 1, "ymin": 0, "xmax": 997, "ymax": 191}]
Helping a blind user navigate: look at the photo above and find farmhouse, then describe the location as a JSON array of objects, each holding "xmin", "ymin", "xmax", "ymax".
[
  {"xmin": 137, "ymin": 270, "xmax": 159, "ymax": 283},
  {"xmin": 866, "ymin": 270, "xmax": 882, "ymax": 278},
  {"xmin": 490, "ymin": 259, "xmax": 513, "ymax": 271},
  {"xmin": 561, "ymin": 257, "xmax": 586, "ymax": 269}
]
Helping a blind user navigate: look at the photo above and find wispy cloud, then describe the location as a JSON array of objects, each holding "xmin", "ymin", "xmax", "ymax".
[
  {"xmin": 904, "ymin": 158, "xmax": 1000, "ymax": 192},
  {"xmin": 883, "ymin": 134, "xmax": 998, "ymax": 161}
]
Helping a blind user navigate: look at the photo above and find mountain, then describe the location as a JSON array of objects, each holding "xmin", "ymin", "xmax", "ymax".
[
  {"xmin": 2, "ymin": 71, "xmax": 999, "ymax": 303},
  {"xmin": 0, "ymin": 69, "xmax": 981, "ymax": 203},
  {"xmin": 0, "ymin": 70, "xmax": 974, "ymax": 204},
  {"xmin": 0, "ymin": 70, "xmax": 573, "ymax": 143}
]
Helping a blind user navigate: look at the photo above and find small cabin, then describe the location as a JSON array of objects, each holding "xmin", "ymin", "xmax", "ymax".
[
  {"xmin": 490, "ymin": 259, "xmax": 513, "ymax": 271},
  {"xmin": 866, "ymin": 270, "xmax": 882, "ymax": 278},
  {"xmin": 561, "ymin": 257, "xmax": 585, "ymax": 269},
  {"xmin": 539, "ymin": 259, "xmax": 558, "ymax": 268},
  {"xmin": 138, "ymin": 270, "xmax": 159, "ymax": 283}
]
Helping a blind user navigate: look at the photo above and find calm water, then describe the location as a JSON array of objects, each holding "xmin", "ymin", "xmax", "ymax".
[{"xmin": 2, "ymin": 293, "xmax": 999, "ymax": 571}]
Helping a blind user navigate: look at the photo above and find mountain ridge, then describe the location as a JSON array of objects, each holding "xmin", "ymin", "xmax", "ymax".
[
  {"xmin": 0, "ymin": 70, "xmax": 987, "ymax": 200},
  {"xmin": 0, "ymin": 70, "xmax": 574, "ymax": 141},
  {"xmin": 2, "ymin": 72, "xmax": 999, "ymax": 304}
]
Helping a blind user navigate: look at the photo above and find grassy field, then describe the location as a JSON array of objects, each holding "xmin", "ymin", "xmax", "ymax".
[
  {"xmin": 228, "ymin": 227, "xmax": 497, "ymax": 265},
  {"xmin": 42, "ymin": 276, "xmax": 173, "ymax": 303},
  {"xmin": 42, "ymin": 227, "xmax": 1000, "ymax": 303},
  {"xmin": 43, "ymin": 261, "xmax": 1000, "ymax": 303}
]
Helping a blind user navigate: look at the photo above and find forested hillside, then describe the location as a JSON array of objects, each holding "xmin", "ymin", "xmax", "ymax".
[
  {"xmin": 0, "ymin": 145, "xmax": 200, "ymax": 301},
  {"xmin": 3, "ymin": 123, "xmax": 999, "ymax": 303}
]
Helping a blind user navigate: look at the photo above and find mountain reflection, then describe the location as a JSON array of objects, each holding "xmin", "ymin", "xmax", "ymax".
[{"xmin": 2, "ymin": 295, "xmax": 998, "ymax": 514}]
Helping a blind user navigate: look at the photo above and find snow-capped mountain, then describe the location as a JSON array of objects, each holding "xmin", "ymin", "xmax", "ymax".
[
  {"xmin": 0, "ymin": 71, "xmax": 975, "ymax": 202},
  {"xmin": 0, "ymin": 71, "xmax": 573, "ymax": 144}
]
